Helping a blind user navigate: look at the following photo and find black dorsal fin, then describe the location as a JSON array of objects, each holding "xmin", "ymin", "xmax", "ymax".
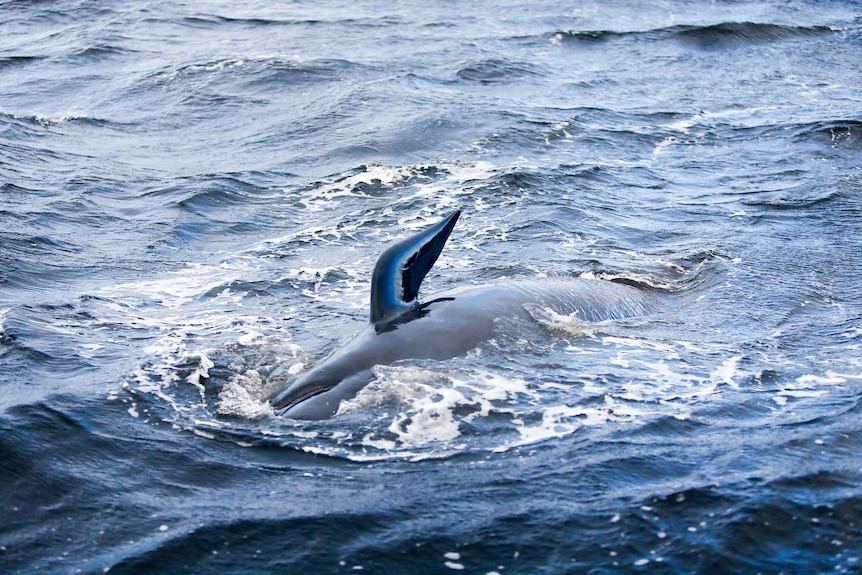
[{"xmin": 369, "ymin": 210, "xmax": 460, "ymax": 324}]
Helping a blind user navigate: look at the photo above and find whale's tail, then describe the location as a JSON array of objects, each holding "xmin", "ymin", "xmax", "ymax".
[{"xmin": 369, "ymin": 210, "xmax": 460, "ymax": 324}]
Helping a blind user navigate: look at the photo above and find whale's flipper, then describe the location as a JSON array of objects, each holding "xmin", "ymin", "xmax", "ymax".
[{"xmin": 370, "ymin": 210, "xmax": 460, "ymax": 324}]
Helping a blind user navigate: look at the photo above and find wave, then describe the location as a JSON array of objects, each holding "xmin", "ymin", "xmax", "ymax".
[
  {"xmin": 673, "ymin": 22, "xmax": 841, "ymax": 47},
  {"xmin": 68, "ymin": 43, "xmax": 136, "ymax": 61},
  {"xmin": 790, "ymin": 119, "xmax": 862, "ymax": 152},
  {"xmin": 2, "ymin": 232, "xmax": 81, "ymax": 259},
  {"xmin": 0, "ymin": 109, "xmax": 112, "ymax": 129},
  {"xmin": 144, "ymin": 56, "xmax": 367, "ymax": 93},
  {"xmin": 176, "ymin": 13, "xmax": 401, "ymax": 30},
  {"xmin": 178, "ymin": 14, "xmax": 321, "ymax": 28},
  {"xmin": 243, "ymin": 58, "xmax": 368, "ymax": 88},
  {"xmin": 0, "ymin": 55, "xmax": 45, "ymax": 70},
  {"xmin": 740, "ymin": 185, "xmax": 843, "ymax": 211},
  {"xmin": 0, "ymin": 303, "xmax": 98, "ymax": 376},
  {"xmin": 553, "ymin": 22, "xmax": 841, "ymax": 48},
  {"xmin": 552, "ymin": 29, "xmax": 628, "ymax": 44},
  {"xmin": 173, "ymin": 175, "xmax": 283, "ymax": 225},
  {"xmin": 455, "ymin": 58, "xmax": 545, "ymax": 84},
  {"xmin": 673, "ymin": 116, "xmax": 862, "ymax": 160}
]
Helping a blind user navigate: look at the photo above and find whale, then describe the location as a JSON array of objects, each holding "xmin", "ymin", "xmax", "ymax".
[{"xmin": 270, "ymin": 210, "xmax": 656, "ymax": 419}]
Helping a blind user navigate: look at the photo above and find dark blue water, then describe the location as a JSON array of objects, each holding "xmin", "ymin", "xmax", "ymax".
[{"xmin": 2, "ymin": 1, "xmax": 862, "ymax": 573}]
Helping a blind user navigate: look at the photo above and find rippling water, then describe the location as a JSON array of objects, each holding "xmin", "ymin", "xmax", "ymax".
[{"xmin": 2, "ymin": 1, "xmax": 861, "ymax": 573}]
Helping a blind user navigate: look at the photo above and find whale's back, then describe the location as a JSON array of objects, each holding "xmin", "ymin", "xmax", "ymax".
[{"xmin": 271, "ymin": 211, "xmax": 659, "ymax": 420}]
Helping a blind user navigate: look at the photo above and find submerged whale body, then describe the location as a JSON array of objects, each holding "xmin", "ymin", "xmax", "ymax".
[{"xmin": 271, "ymin": 210, "xmax": 655, "ymax": 420}]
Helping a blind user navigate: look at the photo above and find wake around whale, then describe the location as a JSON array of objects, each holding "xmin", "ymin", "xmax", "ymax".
[{"xmin": 270, "ymin": 210, "xmax": 657, "ymax": 420}]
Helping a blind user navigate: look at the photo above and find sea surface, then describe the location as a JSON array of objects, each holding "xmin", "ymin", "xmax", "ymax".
[{"xmin": 2, "ymin": 1, "xmax": 862, "ymax": 573}]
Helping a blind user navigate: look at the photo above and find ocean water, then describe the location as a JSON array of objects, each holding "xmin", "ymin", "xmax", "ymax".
[{"xmin": 2, "ymin": 1, "xmax": 861, "ymax": 573}]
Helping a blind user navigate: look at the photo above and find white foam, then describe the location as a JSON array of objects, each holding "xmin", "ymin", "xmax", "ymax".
[
  {"xmin": 387, "ymin": 386, "xmax": 464, "ymax": 444},
  {"xmin": 308, "ymin": 164, "xmax": 421, "ymax": 205},
  {"xmin": 296, "ymin": 161, "xmax": 496, "ymax": 214},
  {"xmin": 317, "ymin": 336, "xmax": 758, "ymax": 458},
  {"xmin": 28, "ymin": 112, "xmax": 90, "ymax": 126},
  {"xmin": 329, "ymin": 356, "xmax": 713, "ymax": 457},
  {"xmin": 524, "ymin": 303, "xmax": 596, "ymax": 338},
  {"xmin": 282, "ymin": 266, "xmax": 367, "ymax": 308},
  {"xmin": 99, "ymin": 261, "xmax": 254, "ymax": 309},
  {"xmin": 506, "ymin": 404, "xmax": 587, "ymax": 449},
  {"xmin": 236, "ymin": 331, "xmax": 265, "ymax": 346},
  {"xmin": 218, "ymin": 369, "xmax": 276, "ymax": 420},
  {"xmin": 217, "ymin": 331, "xmax": 305, "ymax": 419},
  {"xmin": 162, "ymin": 58, "xmax": 245, "ymax": 83},
  {"xmin": 662, "ymin": 107, "xmax": 780, "ymax": 135},
  {"xmin": 795, "ymin": 373, "xmax": 847, "ymax": 386},
  {"xmin": 342, "ymin": 367, "xmax": 532, "ymax": 453},
  {"xmin": 186, "ymin": 351, "xmax": 213, "ymax": 387}
]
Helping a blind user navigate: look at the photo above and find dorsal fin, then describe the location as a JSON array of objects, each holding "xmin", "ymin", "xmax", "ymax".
[{"xmin": 369, "ymin": 210, "xmax": 460, "ymax": 324}]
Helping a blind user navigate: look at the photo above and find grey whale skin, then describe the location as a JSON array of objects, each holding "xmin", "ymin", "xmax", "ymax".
[{"xmin": 271, "ymin": 210, "xmax": 655, "ymax": 419}]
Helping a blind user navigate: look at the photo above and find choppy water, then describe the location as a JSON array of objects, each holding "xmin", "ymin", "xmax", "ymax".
[{"xmin": 2, "ymin": 1, "xmax": 862, "ymax": 573}]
